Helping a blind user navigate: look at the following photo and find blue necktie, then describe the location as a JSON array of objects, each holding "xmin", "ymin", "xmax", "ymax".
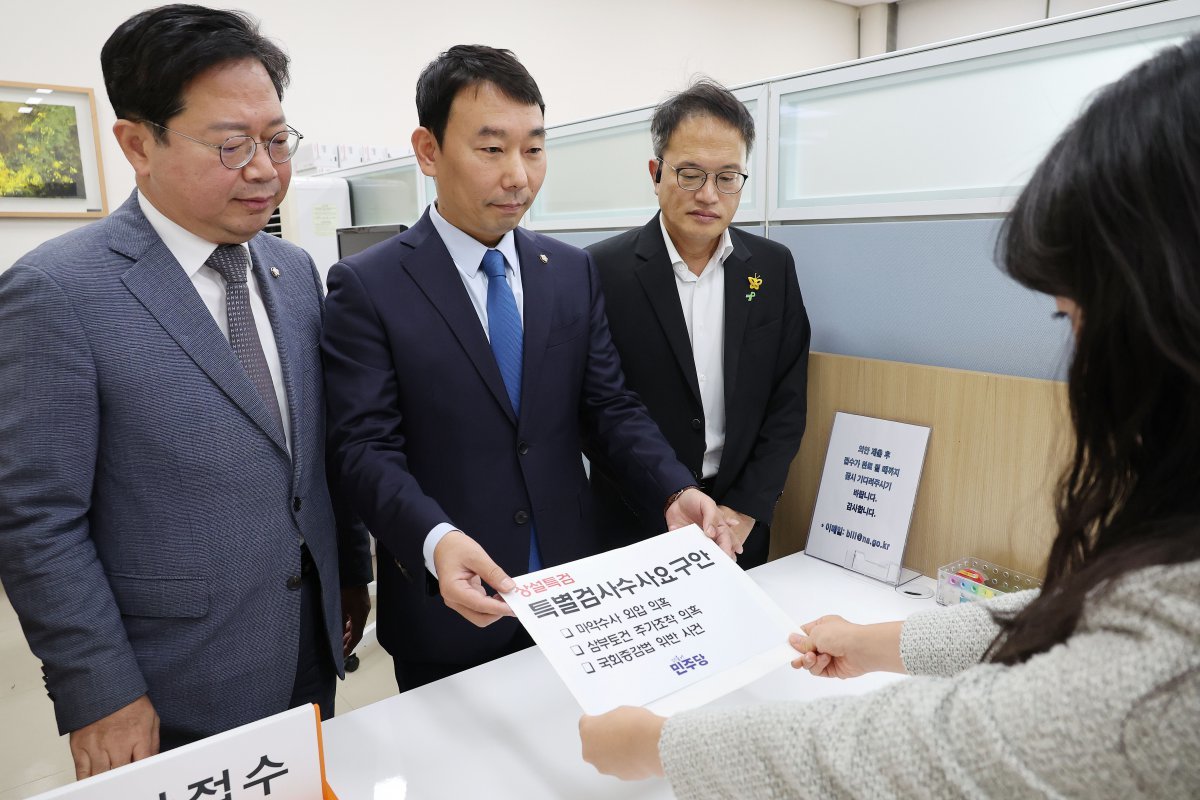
[
  {"xmin": 480, "ymin": 249, "xmax": 542, "ymax": 572},
  {"xmin": 481, "ymin": 249, "xmax": 523, "ymax": 415}
]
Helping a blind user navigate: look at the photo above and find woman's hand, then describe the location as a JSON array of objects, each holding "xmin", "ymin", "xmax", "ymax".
[
  {"xmin": 790, "ymin": 615, "xmax": 906, "ymax": 678},
  {"xmin": 579, "ymin": 706, "xmax": 667, "ymax": 780}
]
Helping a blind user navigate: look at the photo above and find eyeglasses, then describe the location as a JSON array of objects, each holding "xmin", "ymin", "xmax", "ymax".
[
  {"xmin": 658, "ymin": 158, "xmax": 748, "ymax": 194},
  {"xmin": 140, "ymin": 120, "xmax": 304, "ymax": 169}
]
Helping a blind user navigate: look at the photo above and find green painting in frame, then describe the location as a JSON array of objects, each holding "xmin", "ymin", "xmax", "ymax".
[{"xmin": 0, "ymin": 81, "xmax": 108, "ymax": 218}]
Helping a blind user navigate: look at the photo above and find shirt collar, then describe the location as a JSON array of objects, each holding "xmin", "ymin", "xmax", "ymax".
[
  {"xmin": 659, "ymin": 214, "xmax": 734, "ymax": 276},
  {"xmin": 429, "ymin": 202, "xmax": 521, "ymax": 277},
  {"xmin": 136, "ymin": 190, "xmax": 250, "ymax": 278}
]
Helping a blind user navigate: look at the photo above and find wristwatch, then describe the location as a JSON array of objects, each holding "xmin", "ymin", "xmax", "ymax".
[{"xmin": 663, "ymin": 485, "xmax": 700, "ymax": 513}]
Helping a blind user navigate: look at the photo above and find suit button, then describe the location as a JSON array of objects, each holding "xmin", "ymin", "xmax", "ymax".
[
  {"xmin": 513, "ymin": 510, "xmax": 530, "ymax": 525},
  {"xmin": 691, "ymin": 418, "xmax": 702, "ymax": 431},
  {"xmin": 518, "ymin": 441, "xmax": 529, "ymax": 455},
  {"xmin": 286, "ymin": 575, "xmax": 302, "ymax": 590},
  {"xmin": 293, "ymin": 497, "xmax": 302, "ymax": 512}
]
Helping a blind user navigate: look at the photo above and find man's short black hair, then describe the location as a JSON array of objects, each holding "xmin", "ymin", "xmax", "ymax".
[
  {"xmin": 101, "ymin": 4, "xmax": 290, "ymax": 142},
  {"xmin": 415, "ymin": 45, "xmax": 545, "ymax": 145},
  {"xmin": 651, "ymin": 78, "xmax": 755, "ymax": 158}
]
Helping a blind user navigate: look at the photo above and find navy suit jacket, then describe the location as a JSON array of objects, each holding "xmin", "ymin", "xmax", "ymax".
[
  {"xmin": 0, "ymin": 192, "xmax": 372, "ymax": 738},
  {"xmin": 586, "ymin": 215, "xmax": 811, "ymax": 546},
  {"xmin": 322, "ymin": 209, "xmax": 693, "ymax": 666}
]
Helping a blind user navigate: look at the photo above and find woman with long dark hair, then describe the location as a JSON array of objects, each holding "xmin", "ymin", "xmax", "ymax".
[{"xmin": 579, "ymin": 34, "xmax": 1200, "ymax": 798}]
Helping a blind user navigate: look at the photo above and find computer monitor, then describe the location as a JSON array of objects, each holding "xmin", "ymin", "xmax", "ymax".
[{"xmin": 336, "ymin": 223, "xmax": 408, "ymax": 259}]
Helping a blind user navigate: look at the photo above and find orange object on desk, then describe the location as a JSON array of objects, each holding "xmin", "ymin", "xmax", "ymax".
[{"xmin": 955, "ymin": 567, "xmax": 986, "ymax": 584}]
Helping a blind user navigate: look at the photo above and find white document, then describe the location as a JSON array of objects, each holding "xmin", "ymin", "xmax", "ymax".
[
  {"xmin": 504, "ymin": 525, "xmax": 797, "ymax": 716},
  {"xmin": 806, "ymin": 412, "xmax": 931, "ymax": 585}
]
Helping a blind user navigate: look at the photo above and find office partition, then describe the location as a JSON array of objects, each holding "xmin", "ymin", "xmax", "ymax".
[{"xmin": 323, "ymin": 0, "xmax": 1200, "ymax": 575}]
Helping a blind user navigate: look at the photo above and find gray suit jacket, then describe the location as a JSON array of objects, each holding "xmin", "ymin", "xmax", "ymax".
[{"xmin": 0, "ymin": 192, "xmax": 371, "ymax": 738}]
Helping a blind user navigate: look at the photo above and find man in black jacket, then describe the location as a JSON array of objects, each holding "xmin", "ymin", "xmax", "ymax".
[{"xmin": 587, "ymin": 79, "xmax": 811, "ymax": 568}]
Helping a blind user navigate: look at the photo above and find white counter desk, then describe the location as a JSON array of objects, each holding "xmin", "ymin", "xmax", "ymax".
[{"xmin": 322, "ymin": 551, "xmax": 938, "ymax": 799}]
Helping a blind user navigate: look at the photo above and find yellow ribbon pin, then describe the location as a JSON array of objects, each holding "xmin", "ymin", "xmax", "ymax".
[{"xmin": 746, "ymin": 273, "xmax": 763, "ymax": 301}]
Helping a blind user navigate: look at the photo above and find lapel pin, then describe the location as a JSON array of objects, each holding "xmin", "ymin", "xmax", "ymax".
[
  {"xmin": 539, "ymin": 254, "xmax": 549, "ymax": 263},
  {"xmin": 746, "ymin": 273, "xmax": 762, "ymax": 302},
  {"xmin": 270, "ymin": 266, "xmax": 281, "ymax": 278}
]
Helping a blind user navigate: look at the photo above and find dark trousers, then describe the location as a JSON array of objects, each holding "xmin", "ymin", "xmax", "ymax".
[
  {"xmin": 392, "ymin": 624, "xmax": 535, "ymax": 693},
  {"xmin": 287, "ymin": 553, "xmax": 337, "ymax": 719},
  {"xmin": 159, "ymin": 553, "xmax": 335, "ymax": 750},
  {"xmin": 739, "ymin": 520, "xmax": 772, "ymax": 570}
]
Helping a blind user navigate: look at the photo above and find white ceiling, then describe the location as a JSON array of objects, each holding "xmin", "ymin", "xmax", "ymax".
[{"xmin": 832, "ymin": 0, "xmax": 892, "ymax": 6}]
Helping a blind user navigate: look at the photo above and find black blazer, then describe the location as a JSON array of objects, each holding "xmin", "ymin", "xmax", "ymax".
[{"xmin": 586, "ymin": 214, "xmax": 810, "ymax": 549}]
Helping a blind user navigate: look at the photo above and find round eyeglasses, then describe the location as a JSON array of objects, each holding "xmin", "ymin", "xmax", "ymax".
[
  {"xmin": 139, "ymin": 120, "xmax": 304, "ymax": 169},
  {"xmin": 658, "ymin": 158, "xmax": 748, "ymax": 194}
]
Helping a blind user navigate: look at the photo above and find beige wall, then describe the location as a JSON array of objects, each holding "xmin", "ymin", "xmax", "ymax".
[
  {"xmin": 896, "ymin": 0, "xmax": 1137, "ymax": 50},
  {"xmin": 0, "ymin": 0, "xmax": 857, "ymax": 269}
]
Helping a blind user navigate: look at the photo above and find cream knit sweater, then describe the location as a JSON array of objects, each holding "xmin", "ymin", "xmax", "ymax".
[{"xmin": 660, "ymin": 561, "xmax": 1200, "ymax": 798}]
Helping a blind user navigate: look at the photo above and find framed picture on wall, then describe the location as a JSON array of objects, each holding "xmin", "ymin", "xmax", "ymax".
[{"xmin": 0, "ymin": 80, "xmax": 108, "ymax": 218}]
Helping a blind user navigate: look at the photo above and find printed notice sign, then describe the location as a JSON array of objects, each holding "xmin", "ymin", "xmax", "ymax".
[
  {"xmin": 310, "ymin": 203, "xmax": 340, "ymax": 237},
  {"xmin": 32, "ymin": 705, "xmax": 334, "ymax": 800},
  {"xmin": 806, "ymin": 412, "xmax": 931, "ymax": 585},
  {"xmin": 505, "ymin": 526, "xmax": 796, "ymax": 717}
]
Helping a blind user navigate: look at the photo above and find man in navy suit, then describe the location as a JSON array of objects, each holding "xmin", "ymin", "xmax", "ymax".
[
  {"xmin": 322, "ymin": 45, "xmax": 731, "ymax": 691},
  {"xmin": 0, "ymin": 5, "xmax": 370, "ymax": 778},
  {"xmin": 587, "ymin": 80, "xmax": 811, "ymax": 570}
]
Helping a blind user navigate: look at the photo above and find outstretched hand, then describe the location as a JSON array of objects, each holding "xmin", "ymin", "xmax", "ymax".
[
  {"xmin": 665, "ymin": 487, "xmax": 739, "ymax": 558},
  {"xmin": 433, "ymin": 530, "xmax": 516, "ymax": 626},
  {"xmin": 789, "ymin": 615, "xmax": 906, "ymax": 679}
]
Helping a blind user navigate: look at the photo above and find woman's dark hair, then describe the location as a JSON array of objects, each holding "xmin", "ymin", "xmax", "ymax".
[
  {"xmin": 101, "ymin": 4, "xmax": 290, "ymax": 142},
  {"xmin": 989, "ymin": 34, "xmax": 1200, "ymax": 664},
  {"xmin": 415, "ymin": 45, "xmax": 545, "ymax": 145},
  {"xmin": 651, "ymin": 78, "xmax": 755, "ymax": 158}
]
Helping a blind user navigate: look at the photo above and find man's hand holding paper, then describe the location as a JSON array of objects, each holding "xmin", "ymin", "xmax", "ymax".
[
  {"xmin": 433, "ymin": 530, "xmax": 517, "ymax": 627},
  {"xmin": 666, "ymin": 487, "xmax": 741, "ymax": 558}
]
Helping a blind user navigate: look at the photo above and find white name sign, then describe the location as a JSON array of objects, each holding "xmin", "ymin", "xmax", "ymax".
[
  {"xmin": 505, "ymin": 526, "xmax": 796, "ymax": 716},
  {"xmin": 806, "ymin": 412, "xmax": 931, "ymax": 585},
  {"xmin": 33, "ymin": 705, "xmax": 334, "ymax": 800}
]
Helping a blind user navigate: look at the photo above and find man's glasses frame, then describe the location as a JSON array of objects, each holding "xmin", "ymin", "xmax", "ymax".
[
  {"xmin": 139, "ymin": 120, "xmax": 304, "ymax": 170},
  {"xmin": 657, "ymin": 158, "xmax": 748, "ymax": 195}
]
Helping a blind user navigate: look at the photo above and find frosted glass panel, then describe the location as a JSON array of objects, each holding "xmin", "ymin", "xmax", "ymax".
[
  {"xmin": 533, "ymin": 120, "xmax": 657, "ymax": 224},
  {"xmin": 532, "ymin": 99, "xmax": 760, "ymax": 227},
  {"xmin": 347, "ymin": 164, "xmax": 421, "ymax": 226},
  {"xmin": 777, "ymin": 21, "xmax": 1196, "ymax": 211},
  {"xmin": 737, "ymin": 98, "xmax": 760, "ymax": 216}
]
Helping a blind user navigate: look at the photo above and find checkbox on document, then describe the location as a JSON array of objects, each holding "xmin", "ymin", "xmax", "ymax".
[
  {"xmin": 561, "ymin": 627, "xmax": 574, "ymax": 638},
  {"xmin": 571, "ymin": 645, "xmax": 584, "ymax": 656},
  {"xmin": 583, "ymin": 662, "xmax": 595, "ymax": 674}
]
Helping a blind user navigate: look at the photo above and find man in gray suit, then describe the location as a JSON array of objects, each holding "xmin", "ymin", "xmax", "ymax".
[{"xmin": 0, "ymin": 5, "xmax": 371, "ymax": 779}]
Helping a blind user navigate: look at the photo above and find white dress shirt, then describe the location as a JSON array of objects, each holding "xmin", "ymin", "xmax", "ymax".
[
  {"xmin": 423, "ymin": 203, "xmax": 524, "ymax": 576},
  {"xmin": 137, "ymin": 191, "xmax": 292, "ymax": 453},
  {"xmin": 429, "ymin": 201, "xmax": 524, "ymax": 331},
  {"xmin": 661, "ymin": 215, "xmax": 734, "ymax": 481}
]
